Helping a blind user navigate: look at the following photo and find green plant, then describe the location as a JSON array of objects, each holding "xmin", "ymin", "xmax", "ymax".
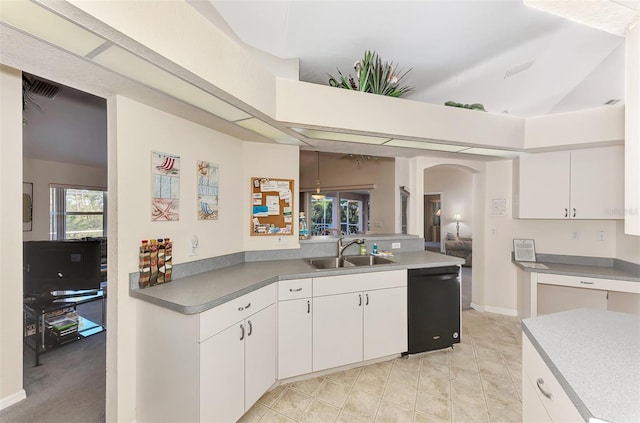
[
  {"xmin": 444, "ymin": 101, "xmax": 486, "ymax": 112},
  {"xmin": 328, "ymin": 50, "xmax": 413, "ymax": 97}
]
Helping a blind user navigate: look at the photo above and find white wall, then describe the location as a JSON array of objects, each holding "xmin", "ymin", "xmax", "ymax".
[
  {"xmin": 424, "ymin": 165, "xmax": 474, "ymax": 241},
  {"xmin": 483, "ymin": 159, "xmax": 622, "ymax": 314},
  {"xmin": 0, "ymin": 65, "xmax": 26, "ymax": 408},
  {"xmin": 616, "ymin": 221, "xmax": 640, "ymax": 265},
  {"xmin": 23, "ymin": 158, "xmax": 107, "ymax": 241},
  {"xmin": 109, "ymin": 96, "xmax": 298, "ymax": 421}
]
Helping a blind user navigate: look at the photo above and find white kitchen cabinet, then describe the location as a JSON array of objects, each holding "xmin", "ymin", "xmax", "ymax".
[
  {"xmin": 363, "ymin": 287, "xmax": 407, "ymax": 361},
  {"xmin": 522, "ymin": 335, "xmax": 584, "ymax": 422},
  {"xmin": 200, "ymin": 321, "xmax": 245, "ymax": 423},
  {"xmin": 136, "ymin": 284, "xmax": 277, "ymax": 423},
  {"xmin": 313, "ymin": 291, "xmax": 364, "ymax": 371},
  {"xmin": 278, "ymin": 297, "xmax": 312, "ymax": 379},
  {"xmin": 516, "ymin": 150, "xmax": 570, "ymax": 219},
  {"xmin": 520, "ymin": 271, "xmax": 640, "ymax": 318},
  {"xmin": 278, "ymin": 278, "xmax": 312, "ymax": 379},
  {"xmin": 515, "ymin": 146, "xmax": 623, "ymax": 219},
  {"xmin": 522, "ymin": 369, "xmax": 552, "ymax": 423},
  {"xmin": 201, "ymin": 303, "xmax": 277, "ymax": 422},
  {"xmin": 312, "ymin": 270, "xmax": 407, "ymax": 372},
  {"xmin": 244, "ymin": 304, "xmax": 277, "ymax": 408}
]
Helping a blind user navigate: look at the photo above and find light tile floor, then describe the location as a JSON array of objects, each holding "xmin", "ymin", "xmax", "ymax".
[{"xmin": 240, "ymin": 310, "xmax": 523, "ymax": 423}]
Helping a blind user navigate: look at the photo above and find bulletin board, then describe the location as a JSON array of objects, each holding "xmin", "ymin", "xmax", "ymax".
[{"xmin": 250, "ymin": 177, "xmax": 294, "ymax": 236}]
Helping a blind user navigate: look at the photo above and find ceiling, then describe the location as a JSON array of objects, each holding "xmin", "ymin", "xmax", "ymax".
[
  {"xmin": 6, "ymin": 0, "xmax": 638, "ymax": 168},
  {"xmin": 209, "ymin": 0, "xmax": 627, "ymax": 117}
]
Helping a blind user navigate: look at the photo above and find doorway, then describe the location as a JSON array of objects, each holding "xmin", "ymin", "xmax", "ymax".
[
  {"xmin": 424, "ymin": 193, "xmax": 442, "ymax": 252},
  {"xmin": 6, "ymin": 72, "xmax": 108, "ymax": 422}
]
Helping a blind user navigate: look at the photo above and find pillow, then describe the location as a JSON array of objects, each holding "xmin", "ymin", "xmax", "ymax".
[{"xmin": 446, "ymin": 233, "xmax": 456, "ymax": 241}]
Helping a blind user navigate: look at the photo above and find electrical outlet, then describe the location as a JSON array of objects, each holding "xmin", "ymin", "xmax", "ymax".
[
  {"xmin": 391, "ymin": 242, "xmax": 401, "ymax": 249},
  {"xmin": 571, "ymin": 231, "xmax": 580, "ymax": 241},
  {"xmin": 277, "ymin": 236, "xmax": 288, "ymax": 245},
  {"xmin": 597, "ymin": 229, "xmax": 606, "ymax": 242}
]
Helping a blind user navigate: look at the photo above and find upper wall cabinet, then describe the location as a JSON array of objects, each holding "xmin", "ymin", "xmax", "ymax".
[{"xmin": 514, "ymin": 146, "xmax": 624, "ymax": 220}]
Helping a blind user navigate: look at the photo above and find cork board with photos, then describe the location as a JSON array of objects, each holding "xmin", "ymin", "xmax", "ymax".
[{"xmin": 250, "ymin": 177, "xmax": 294, "ymax": 236}]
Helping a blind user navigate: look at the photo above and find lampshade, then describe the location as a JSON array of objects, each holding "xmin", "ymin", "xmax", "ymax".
[
  {"xmin": 435, "ymin": 208, "xmax": 441, "ymax": 216},
  {"xmin": 455, "ymin": 213, "xmax": 461, "ymax": 221}
]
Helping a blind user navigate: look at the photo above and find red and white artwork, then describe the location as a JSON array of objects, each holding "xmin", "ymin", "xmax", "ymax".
[{"xmin": 151, "ymin": 151, "xmax": 180, "ymax": 221}]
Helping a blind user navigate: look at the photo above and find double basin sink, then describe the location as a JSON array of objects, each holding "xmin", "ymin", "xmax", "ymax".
[{"xmin": 307, "ymin": 255, "xmax": 395, "ymax": 270}]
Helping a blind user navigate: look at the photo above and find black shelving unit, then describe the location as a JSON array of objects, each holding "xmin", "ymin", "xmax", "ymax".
[{"xmin": 23, "ymin": 289, "xmax": 106, "ymax": 366}]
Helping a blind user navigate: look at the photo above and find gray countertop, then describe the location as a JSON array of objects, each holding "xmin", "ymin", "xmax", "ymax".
[
  {"xmin": 512, "ymin": 256, "xmax": 639, "ymax": 282},
  {"xmin": 522, "ymin": 309, "xmax": 640, "ymax": 423},
  {"xmin": 130, "ymin": 251, "xmax": 463, "ymax": 314}
]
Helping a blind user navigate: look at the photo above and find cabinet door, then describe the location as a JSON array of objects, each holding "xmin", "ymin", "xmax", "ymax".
[
  {"xmin": 522, "ymin": 369, "xmax": 553, "ymax": 423},
  {"xmin": 570, "ymin": 146, "xmax": 624, "ymax": 219},
  {"xmin": 278, "ymin": 298, "xmax": 312, "ymax": 379},
  {"xmin": 245, "ymin": 303, "xmax": 277, "ymax": 409},
  {"xmin": 313, "ymin": 292, "xmax": 363, "ymax": 371},
  {"xmin": 363, "ymin": 287, "xmax": 407, "ymax": 360},
  {"xmin": 517, "ymin": 151, "xmax": 570, "ymax": 218},
  {"xmin": 200, "ymin": 322, "xmax": 245, "ymax": 423}
]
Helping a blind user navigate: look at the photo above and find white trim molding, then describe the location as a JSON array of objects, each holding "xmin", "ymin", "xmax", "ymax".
[
  {"xmin": 0, "ymin": 389, "xmax": 26, "ymax": 411},
  {"xmin": 470, "ymin": 302, "xmax": 518, "ymax": 316}
]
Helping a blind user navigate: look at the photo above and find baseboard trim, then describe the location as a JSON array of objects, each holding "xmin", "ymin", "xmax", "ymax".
[
  {"xmin": 0, "ymin": 389, "xmax": 26, "ymax": 411},
  {"xmin": 470, "ymin": 302, "xmax": 484, "ymax": 312},
  {"xmin": 470, "ymin": 303, "xmax": 518, "ymax": 316}
]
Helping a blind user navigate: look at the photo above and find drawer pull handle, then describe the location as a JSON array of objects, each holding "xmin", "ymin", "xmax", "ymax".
[
  {"xmin": 289, "ymin": 288, "xmax": 303, "ymax": 292},
  {"xmin": 573, "ymin": 208, "xmax": 576, "ymax": 218},
  {"xmin": 307, "ymin": 300, "xmax": 310, "ymax": 314},
  {"xmin": 358, "ymin": 294, "xmax": 362, "ymax": 306},
  {"xmin": 564, "ymin": 208, "xmax": 568, "ymax": 218},
  {"xmin": 365, "ymin": 293, "xmax": 369, "ymax": 306},
  {"xmin": 238, "ymin": 302, "xmax": 251, "ymax": 311},
  {"xmin": 240, "ymin": 324, "xmax": 245, "ymax": 341},
  {"xmin": 580, "ymin": 281, "xmax": 595, "ymax": 285},
  {"xmin": 536, "ymin": 378, "xmax": 553, "ymax": 401},
  {"xmin": 247, "ymin": 320, "xmax": 253, "ymax": 337}
]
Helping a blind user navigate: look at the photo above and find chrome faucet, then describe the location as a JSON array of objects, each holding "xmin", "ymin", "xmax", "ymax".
[{"xmin": 337, "ymin": 237, "xmax": 365, "ymax": 258}]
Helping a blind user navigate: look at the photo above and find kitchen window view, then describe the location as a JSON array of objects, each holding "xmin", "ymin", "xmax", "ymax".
[{"xmin": 309, "ymin": 190, "xmax": 370, "ymax": 235}]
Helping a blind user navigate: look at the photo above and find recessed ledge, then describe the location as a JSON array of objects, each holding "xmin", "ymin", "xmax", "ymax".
[{"xmin": 275, "ymin": 79, "xmax": 624, "ymax": 152}]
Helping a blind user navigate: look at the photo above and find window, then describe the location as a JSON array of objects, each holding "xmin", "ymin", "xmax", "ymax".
[
  {"xmin": 307, "ymin": 190, "xmax": 369, "ymax": 236},
  {"xmin": 50, "ymin": 185, "xmax": 107, "ymax": 240}
]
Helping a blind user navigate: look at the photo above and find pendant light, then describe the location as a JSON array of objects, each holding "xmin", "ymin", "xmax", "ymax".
[{"xmin": 312, "ymin": 151, "xmax": 324, "ymax": 199}]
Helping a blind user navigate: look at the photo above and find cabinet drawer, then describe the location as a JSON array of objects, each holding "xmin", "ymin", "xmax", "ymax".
[
  {"xmin": 278, "ymin": 278, "xmax": 312, "ymax": 300},
  {"xmin": 199, "ymin": 284, "xmax": 276, "ymax": 342},
  {"xmin": 522, "ymin": 335, "xmax": 584, "ymax": 422},
  {"xmin": 537, "ymin": 273, "xmax": 640, "ymax": 294},
  {"xmin": 313, "ymin": 270, "xmax": 406, "ymax": 297}
]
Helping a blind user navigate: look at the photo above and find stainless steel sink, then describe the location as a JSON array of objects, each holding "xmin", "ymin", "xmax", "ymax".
[
  {"xmin": 343, "ymin": 255, "xmax": 396, "ymax": 266},
  {"xmin": 306, "ymin": 255, "xmax": 395, "ymax": 270},
  {"xmin": 307, "ymin": 257, "xmax": 356, "ymax": 269}
]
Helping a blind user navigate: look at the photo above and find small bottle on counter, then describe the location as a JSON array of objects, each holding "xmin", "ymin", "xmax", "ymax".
[
  {"xmin": 372, "ymin": 243, "xmax": 378, "ymax": 255},
  {"xmin": 299, "ymin": 212, "xmax": 309, "ymax": 240},
  {"xmin": 359, "ymin": 244, "xmax": 367, "ymax": 256}
]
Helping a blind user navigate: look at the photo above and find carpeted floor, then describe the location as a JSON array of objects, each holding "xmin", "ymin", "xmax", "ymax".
[{"xmin": 0, "ymin": 300, "xmax": 106, "ymax": 423}]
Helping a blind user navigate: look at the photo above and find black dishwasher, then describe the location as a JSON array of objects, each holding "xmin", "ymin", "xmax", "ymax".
[{"xmin": 407, "ymin": 266, "xmax": 461, "ymax": 354}]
